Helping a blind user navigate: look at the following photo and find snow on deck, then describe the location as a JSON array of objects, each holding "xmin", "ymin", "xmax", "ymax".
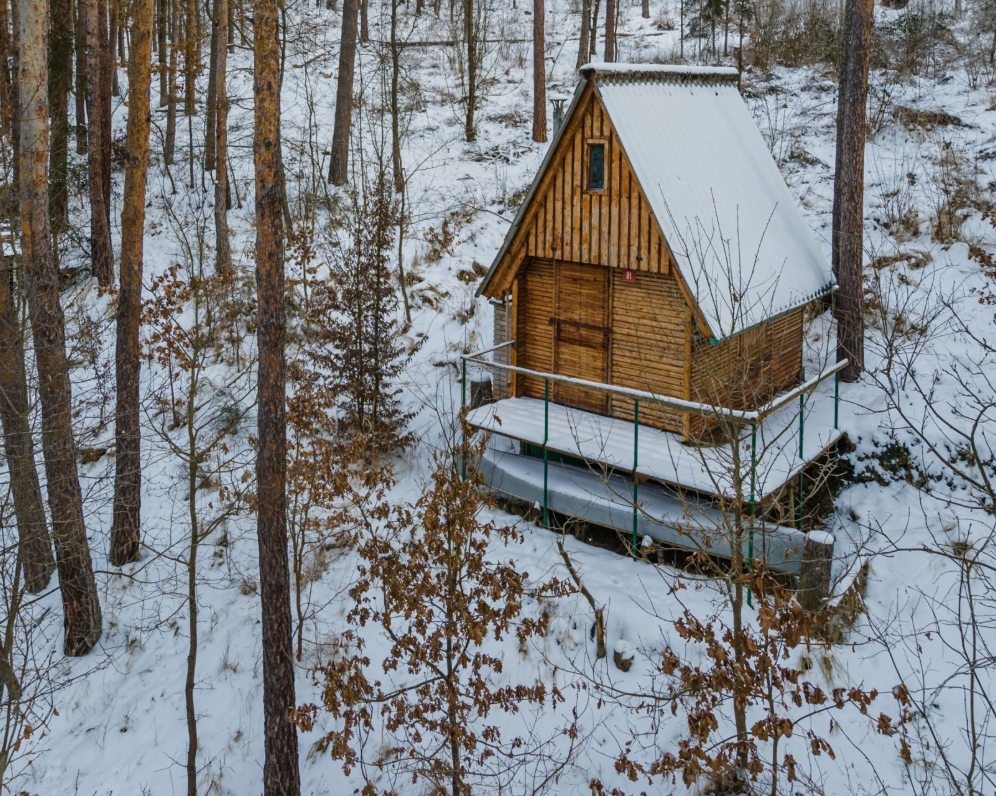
[{"xmin": 466, "ymin": 381, "xmax": 843, "ymax": 501}]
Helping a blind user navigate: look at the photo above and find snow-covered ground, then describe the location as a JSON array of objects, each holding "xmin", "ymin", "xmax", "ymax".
[{"xmin": 4, "ymin": 0, "xmax": 996, "ymax": 794}]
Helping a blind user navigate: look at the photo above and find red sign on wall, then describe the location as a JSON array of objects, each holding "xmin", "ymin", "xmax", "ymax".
[{"xmin": 622, "ymin": 269, "xmax": 637, "ymax": 283}]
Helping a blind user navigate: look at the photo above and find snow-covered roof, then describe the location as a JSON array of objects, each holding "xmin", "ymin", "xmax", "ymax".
[
  {"xmin": 584, "ymin": 64, "xmax": 835, "ymax": 338},
  {"xmin": 479, "ymin": 64, "xmax": 835, "ymax": 340}
]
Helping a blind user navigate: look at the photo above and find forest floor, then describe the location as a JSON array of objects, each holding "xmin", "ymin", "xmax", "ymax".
[{"xmin": 6, "ymin": 0, "xmax": 996, "ymax": 794}]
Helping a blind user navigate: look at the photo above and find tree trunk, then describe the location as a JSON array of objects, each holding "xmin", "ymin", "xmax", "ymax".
[
  {"xmin": 328, "ymin": 0, "xmax": 357, "ymax": 185},
  {"xmin": 463, "ymin": 0, "xmax": 475, "ymax": 142},
  {"xmin": 359, "ymin": 0, "xmax": 367, "ymax": 40},
  {"xmin": 0, "ymin": 259, "xmax": 54, "ymax": 594},
  {"xmin": 157, "ymin": 0, "xmax": 167, "ymax": 104},
  {"xmin": 603, "ymin": 0, "xmax": 615, "ymax": 62},
  {"xmin": 532, "ymin": 0, "xmax": 546, "ymax": 143},
  {"xmin": 577, "ymin": 0, "xmax": 590, "ymax": 70},
  {"xmin": 214, "ymin": 0, "xmax": 230, "ymax": 271},
  {"xmin": 84, "ymin": 0, "xmax": 114, "ymax": 286},
  {"xmin": 18, "ymin": 0, "xmax": 102, "ymax": 656},
  {"xmin": 641, "ymin": 0, "xmax": 648, "ymax": 19},
  {"xmin": 832, "ymin": 0, "xmax": 872, "ymax": 383},
  {"xmin": 389, "ymin": 0, "xmax": 402, "ymax": 191},
  {"xmin": 0, "ymin": 0, "xmax": 14, "ymax": 140},
  {"xmin": 165, "ymin": 0, "xmax": 178, "ymax": 164},
  {"xmin": 49, "ymin": 0, "xmax": 72, "ymax": 236},
  {"xmin": 108, "ymin": 0, "xmax": 118, "ymax": 95},
  {"xmin": 111, "ymin": 0, "xmax": 154, "ymax": 567},
  {"xmin": 184, "ymin": 0, "xmax": 196, "ymax": 115},
  {"xmin": 254, "ymin": 0, "xmax": 301, "ymax": 787},
  {"xmin": 204, "ymin": 0, "xmax": 219, "ymax": 170},
  {"xmin": 74, "ymin": 0, "xmax": 87, "ymax": 152},
  {"xmin": 184, "ymin": 413, "xmax": 199, "ymax": 796}
]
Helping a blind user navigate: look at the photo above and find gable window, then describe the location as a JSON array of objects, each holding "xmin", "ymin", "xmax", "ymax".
[{"xmin": 587, "ymin": 143, "xmax": 605, "ymax": 191}]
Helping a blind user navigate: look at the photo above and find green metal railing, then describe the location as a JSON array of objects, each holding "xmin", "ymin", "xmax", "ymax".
[{"xmin": 461, "ymin": 344, "xmax": 848, "ymax": 569}]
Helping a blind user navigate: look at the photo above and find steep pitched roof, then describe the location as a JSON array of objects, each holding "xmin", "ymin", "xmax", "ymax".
[{"xmin": 478, "ymin": 64, "xmax": 836, "ymax": 341}]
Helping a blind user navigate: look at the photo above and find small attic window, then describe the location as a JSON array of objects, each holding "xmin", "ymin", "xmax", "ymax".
[{"xmin": 587, "ymin": 143, "xmax": 605, "ymax": 191}]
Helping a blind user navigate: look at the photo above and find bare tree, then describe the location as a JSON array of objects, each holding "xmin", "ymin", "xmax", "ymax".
[
  {"xmin": 84, "ymin": 0, "xmax": 114, "ymax": 286},
  {"xmin": 603, "ymin": 0, "xmax": 615, "ymax": 61},
  {"xmin": 214, "ymin": 0, "xmax": 231, "ymax": 271},
  {"xmin": 532, "ymin": 0, "xmax": 547, "ymax": 143},
  {"xmin": 254, "ymin": 0, "xmax": 301, "ymax": 785},
  {"xmin": 329, "ymin": 0, "xmax": 358, "ymax": 185},
  {"xmin": 111, "ymin": 0, "xmax": 157, "ymax": 566},
  {"xmin": 832, "ymin": 0, "xmax": 873, "ymax": 382},
  {"xmin": 0, "ymin": 252, "xmax": 53, "ymax": 593},
  {"xmin": 19, "ymin": 0, "xmax": 102, "ymax": 656}
]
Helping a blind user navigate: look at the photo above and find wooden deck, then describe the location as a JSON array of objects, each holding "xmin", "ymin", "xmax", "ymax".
[{"xmin": 465, "ymin": 380, "xmax": 843, "ymax": 502}]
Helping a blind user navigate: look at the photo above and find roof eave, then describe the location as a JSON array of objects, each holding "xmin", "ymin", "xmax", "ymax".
[{"xmin": 705, "ymin": 282, "xmax": 839, "ymax": 345}]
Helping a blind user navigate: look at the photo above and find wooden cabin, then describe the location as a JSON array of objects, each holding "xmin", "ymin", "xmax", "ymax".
[{"xmin": 477, "ymin": 64, "xmax": 836, "ymax": 437}]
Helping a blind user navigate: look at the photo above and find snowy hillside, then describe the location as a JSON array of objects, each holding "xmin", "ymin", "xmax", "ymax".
[{"xmin": 3, "ymin": 0, "xmax": 996, "ymax": 794}]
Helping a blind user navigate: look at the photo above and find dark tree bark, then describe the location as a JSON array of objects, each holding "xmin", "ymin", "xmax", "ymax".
[
  {"xmin": 328, "ymin": 0, "xmax": 357, "ymax": 185},
  {"xmin": 214, "ymin": 0, "xmax": 230, "ymax": 271},
  {"xmin": 463, "ymin": 0, "xmax": 475, "ymax": 141},
  {"xmin": 254, "ymin": 0, "xmax": 301, "ymax": 787},
  {"xmin": 84, "ymin": 0, "xmax": 114, "ymax": 286},
  {"xmin": 108, "ymin": 0, "xmax": 118, "ymax": 95},
  {"xmin": 111, "ymin": 0, "xmax": 155, "ymax": 567},
  {"xmin": 157, "ymin": 0, "xmax": 167, "ymax": 104},
  {"xmin": 389, "ymin": 0, "xmax": 402, "ymax": 192},
  {"xmin": 184, "ymin": 0, "xmax": 196, "ymax": 115},
  {"xmin": 359, "ymin": 0, "xmax": 367, "ymax": 40},
  {"xmin": 204, "ymin": 0, "xmax": 219, "ymax": 170},
  {"xmin": 19, "ymin": 0, "xmax": 103, "ymax": 656},
  {"xmin": 603, "ymin": 0, "xmax": 615, "ymax": 61},
  {"xmin": 642, "ymin": 0, "xmax": 649, "ymax": 18},
  {"xmin": 73, "ymin": 0, "xmax": 87, "ymax": 152},
  {"xmin": 0, "ymin": 0, "xmax": 16, "ymax": 139},
  {"xmin": 0, "ymin": 259, "xmax": 54, "ymax": 594},
  {"xmin": 49, "ymin": 0, "xmax": 72, "ymax": 235},
  {"xmin": 165, "ymin": 0, "xmax": 178, "ymax": 164},
  {"xmin": 532, "ymin": 0, "xmax": 546, "ymax": 143},
  {"xmin": 832, "ymin": 0, "xmax": 873, "ymax": 382},
  {"xmin": 577, "ymin": 0, "xmax": 591, "ymax": 70}
]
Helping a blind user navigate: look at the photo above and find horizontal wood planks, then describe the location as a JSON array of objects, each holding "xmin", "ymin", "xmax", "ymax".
[
  {"xmin": 608, "ymin": 268, "xmax": 687, "ymax": 431},
  {"xmin": 512, "ymin": 256, "xmax": 810, "ymax": 438}
]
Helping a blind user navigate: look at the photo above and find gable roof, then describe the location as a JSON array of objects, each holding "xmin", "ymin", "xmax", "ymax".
[{"xmin": 478, "ymin": 64, "xmax": 836, "ymax": 341}]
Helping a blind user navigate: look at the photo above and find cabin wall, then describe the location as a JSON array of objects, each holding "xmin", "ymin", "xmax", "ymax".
[
  {"xmin": 516, "ymin": 259, "xmax": 556, "ymax": 401},
  {"xmin": 514, "ymin": 258, "xmax": 691, "ymax": 433},
  {"xmin": 607, "ymin": 268, "xmax": 688, "ymax": 431},
  {"xmin": 484, "ymin": 84, "xmax": 680, "ymax": 302},
  {"xmin": 689, "ymin": 306, "xmax": 806, "ymax": 435}
]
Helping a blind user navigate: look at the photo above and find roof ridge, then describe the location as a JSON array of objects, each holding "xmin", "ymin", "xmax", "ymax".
[{"xmin": 579, "ymin": 62, "xmax": 740, "ymax": 84}]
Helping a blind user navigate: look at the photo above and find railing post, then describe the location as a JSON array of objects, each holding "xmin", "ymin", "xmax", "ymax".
[
  {"xmin": 833, "ymin": 370, "xmax": 840, "ymax": 431},
  {"xmin": 747, "ymin": 422, "xmax": 757, "ymax": 609},
  {"xmin": 543, "ymin": 378, "xmax": 550, "ymax": 530},
  {"xmin": 798, "ymin": 392, "xmax": 806, "ymax": 530},
  {"xmin": 632, "ymin": 399, "xmax": 639, "ymax": 558}
]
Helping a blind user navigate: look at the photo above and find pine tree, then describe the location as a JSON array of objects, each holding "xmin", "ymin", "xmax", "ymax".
[{"xmin": 319, "ymin": 164, "xmax": 414, "ymax": 453}]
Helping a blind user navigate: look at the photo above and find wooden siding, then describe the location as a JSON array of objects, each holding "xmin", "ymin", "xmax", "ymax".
[
  {"xmin": 690, "ymin": 307, "xmax": 806, "ymax": 433},
  {"xmin": 516, "ymin": 259, "xmax": 555, "ymax": 400},
  {"xmin": 553, "ymin": 262, "xmax": 610, "ymax": 413},
  {"xmin": 607, "ymin": 268, "xmax": 688, "ymax": 432},
  {"xmin": 483, "ymin": 82, "xmax": 687, "ymax": 305}
]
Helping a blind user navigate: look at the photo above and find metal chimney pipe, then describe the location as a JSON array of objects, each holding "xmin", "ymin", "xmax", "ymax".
[{"xmin": 551, "ymin": 96, "xmax": 568, "ymax": 137}]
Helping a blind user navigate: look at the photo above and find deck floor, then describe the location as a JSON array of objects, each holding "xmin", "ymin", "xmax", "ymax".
[{"xmin": 466, "ymin": 383, "xmax": 843, "ymax": 501}]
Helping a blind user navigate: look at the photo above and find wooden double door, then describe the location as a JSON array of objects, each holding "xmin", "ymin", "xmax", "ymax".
[{"xmin": 552, "ymin": 262, "xmax": 610, "ymax": 414}]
